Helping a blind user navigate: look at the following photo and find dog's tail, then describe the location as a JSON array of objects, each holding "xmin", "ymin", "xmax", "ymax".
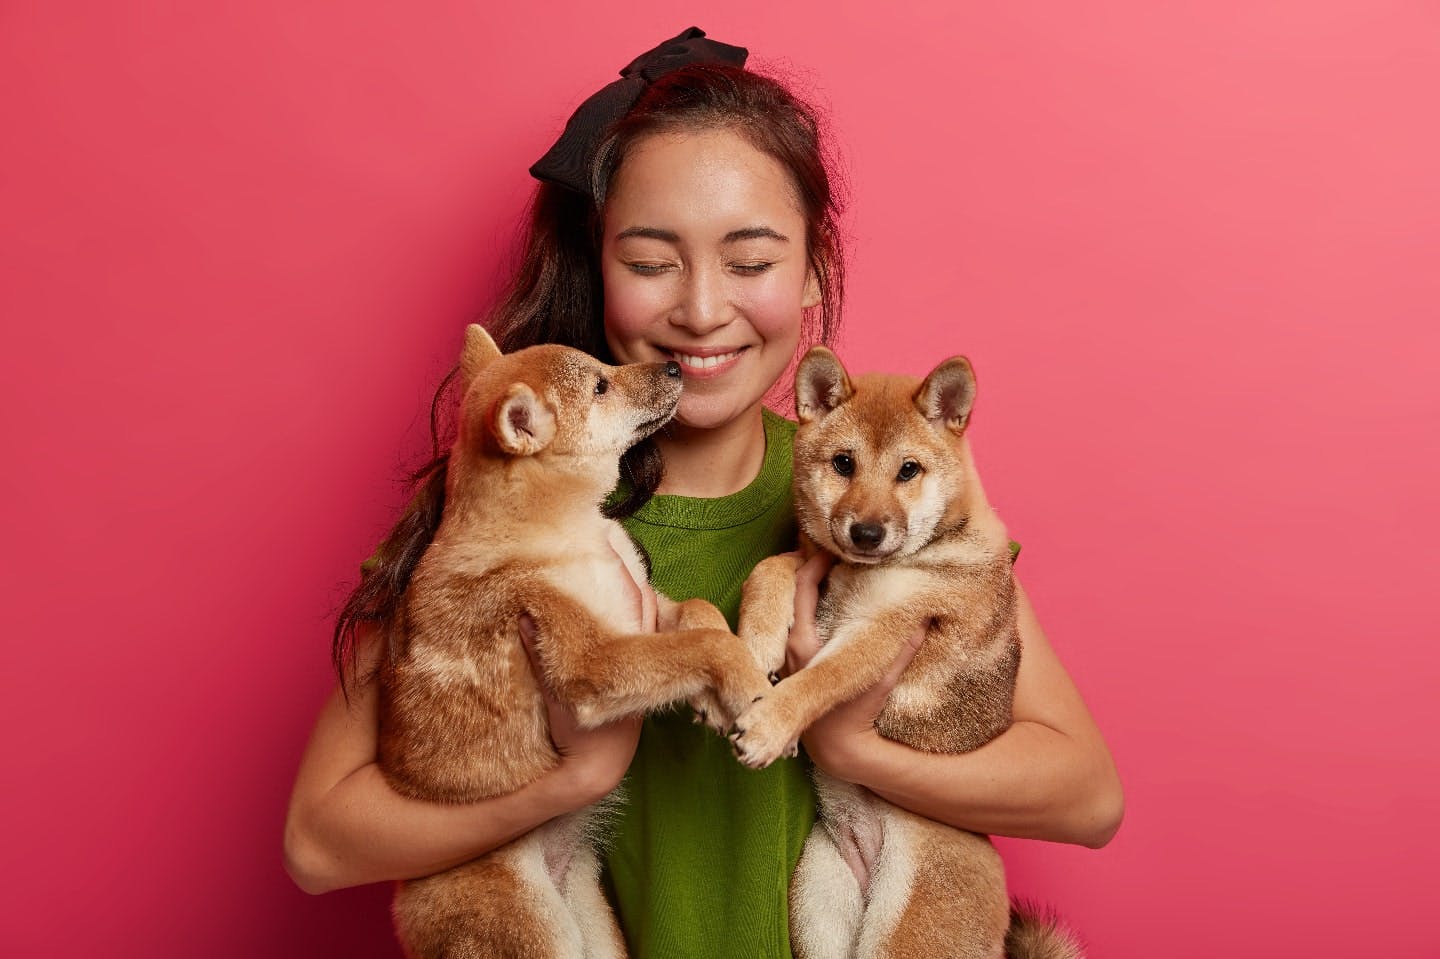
[{"xmin": 1005, "ymin": 900, "xmax": 1085, "ymax": 959}]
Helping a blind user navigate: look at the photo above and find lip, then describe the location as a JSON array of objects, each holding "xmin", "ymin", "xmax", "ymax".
[{"xmin": 658, "ymin": 345, "xmax": 749, "ymax": 379}]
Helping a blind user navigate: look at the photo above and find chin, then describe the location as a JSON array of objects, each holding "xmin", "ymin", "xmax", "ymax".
[{"xmin": 671, "ymin": 396, "xmax": 763, "ymax": 433}]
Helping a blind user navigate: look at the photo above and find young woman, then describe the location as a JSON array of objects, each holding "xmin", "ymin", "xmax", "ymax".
[{"xmin": 284, "ymin": 29, "xmax": 1123, "ymax": 958}]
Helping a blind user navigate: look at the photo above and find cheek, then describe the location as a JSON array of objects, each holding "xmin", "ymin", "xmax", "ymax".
[
  {"xmin": 735, "ymin": 273, "xmax": 805, "ymax": 345},
  {"xmin": 601, "ymin": 267, "xmax": 666, "ymax": 351}
]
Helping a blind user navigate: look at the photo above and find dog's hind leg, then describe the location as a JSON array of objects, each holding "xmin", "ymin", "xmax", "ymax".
[
  {"xmin": 558, "ymin": 844, "xmax": 626, "ymax": 959},
  {"xmin": 863, "ymin": 810, "xmax": 1008, "ymax": 959},
  {"xmin": 789, "ymin": 826, "xmax": 864, "ymax": 959},
  {"xmin": 395, "ymin": 840, "xmax": 576, "ymax": 959}
]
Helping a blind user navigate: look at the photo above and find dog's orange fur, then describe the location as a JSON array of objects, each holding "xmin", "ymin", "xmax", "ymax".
[
  {"xmin": 733, "ymin": 347, "xmax": 1081, "ymax": 959},
  {"xmin": 378, "ymin": 326, "xmax": 770, "ymax": 959}
]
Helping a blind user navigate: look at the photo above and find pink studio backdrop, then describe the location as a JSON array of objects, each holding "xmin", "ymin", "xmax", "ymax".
[{"xmin": 2, "ymin": 2, "xmax": 1436, "ymax": 956}]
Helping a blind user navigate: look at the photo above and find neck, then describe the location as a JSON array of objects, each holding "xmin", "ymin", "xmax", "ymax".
[{"xmin": 653, "ymin": 403, "xmax": 768, "ymax": 498}]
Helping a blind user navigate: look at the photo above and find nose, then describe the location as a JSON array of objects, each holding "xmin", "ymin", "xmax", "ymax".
[
  {"xmin": 671, "ymin": 266, "xmax": 730, "ymax": 335},
  {"xmin": 664, "ymin": 361, "xmax": 681, "ymax": 378},
  {"xmin": 849, "ymin": 523, "xmax": 886, "ymax": 549}
]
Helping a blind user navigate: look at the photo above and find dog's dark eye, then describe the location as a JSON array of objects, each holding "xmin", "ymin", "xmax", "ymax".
[
  {"xmin": 897, "ymin": 460, "xmax": 922, "ymax": 482},
  {"xmin": 832, "ymin": 453, "xmax": 854, "ymax": 477},
  {"xmin": 595, "ymin": 377, "xmax": 608, "ymax": 396}
]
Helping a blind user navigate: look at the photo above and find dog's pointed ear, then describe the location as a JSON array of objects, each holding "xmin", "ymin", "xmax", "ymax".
[
  {"xmin": 460, "ymin": 324, "xmax": 502, "ymax": 392},
  {"xmin": 796, "ymin": 346, "xmax": 854, "ymax": 424},
  {"xmin": 492, "ymin": 382, "xmax": 556, "ymax": 456},
  {"xmin": 914, "ymin": 356, "xmax": 977, "ymax": 435}
]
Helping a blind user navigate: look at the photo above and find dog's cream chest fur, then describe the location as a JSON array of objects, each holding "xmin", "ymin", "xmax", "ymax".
[{"xmin": 534, "ymin": 519, "xmax": 648, "ymax": 634}]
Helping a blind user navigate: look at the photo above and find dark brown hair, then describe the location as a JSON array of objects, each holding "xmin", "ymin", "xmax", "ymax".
[{"xmin": 332, "ymin": 63, "xmax": 847, "ymax": 686}]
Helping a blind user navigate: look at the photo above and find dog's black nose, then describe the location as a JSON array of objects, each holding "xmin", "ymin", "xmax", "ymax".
[
  {"xmin": 663, "ymin": 361, "xmax": 681, "ymax": 378},
  {"xmin": 850, "ymin": 523, "xmax": 886, "ymax": 549}
]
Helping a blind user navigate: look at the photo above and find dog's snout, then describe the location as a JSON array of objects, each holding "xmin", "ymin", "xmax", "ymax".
[
  {"xmin": 663, "ymin": 361, "xmax": 681, "ymax": 378},
  {"xmin": 849, "ymin": 523, "xmax": 886, "ymax": 549}
]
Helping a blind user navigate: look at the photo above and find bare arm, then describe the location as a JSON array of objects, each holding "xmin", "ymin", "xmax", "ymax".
[
  {"xmin": 789, "ymin": 560, "xmax": 1124, "ymax": 849},
  {"xmin": 283, "ymin": 623, "xmax": 641, "ymax": 894}
]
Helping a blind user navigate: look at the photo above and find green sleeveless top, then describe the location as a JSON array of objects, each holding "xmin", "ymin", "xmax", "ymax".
[{"xmin": 608, "ymin": 408, "xmax": 813, "ymax": 959}]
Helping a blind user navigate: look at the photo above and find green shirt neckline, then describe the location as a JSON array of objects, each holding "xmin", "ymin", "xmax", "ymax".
[{"xmin": 624, "ymin": 407, "xmax": 794, "ymax": 532}]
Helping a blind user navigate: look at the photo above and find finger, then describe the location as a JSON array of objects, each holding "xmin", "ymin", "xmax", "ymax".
[
  {"xmin": 519, "ymin": 613, "xmax": 544, "ymax": 669},
  {"xmin": 519, "ymin": 613, "xmax": 559, "ymax": 695},
  {"xmin": 879, "ymin": 625, "xmax": 926, "ymax": 689},
  {"xmin": 639, "ymin": 582, "xmax": 659, "ymax": 633},
  {"xmin": 786, "ymin": 555, "xmax": 833, "ymax": 673},
  {"xmin": 791, "ymin": 552, "xmax": 832, "ymax": 635},
  {"xmin": 798, "ymin": 550, "xmax": 835, "ymax": 585},
  {"xmin": 518, "ymin": 614, "xmax": 581, "ymax": 749},
  {"xmin": 872, "ymin": 620, "xmax": 930, "ymax": 692}
]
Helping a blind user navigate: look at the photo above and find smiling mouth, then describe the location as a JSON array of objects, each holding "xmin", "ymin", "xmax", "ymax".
[{"xmin": 661, "ymin": 347, "xmax": 748, "ymax": 371}]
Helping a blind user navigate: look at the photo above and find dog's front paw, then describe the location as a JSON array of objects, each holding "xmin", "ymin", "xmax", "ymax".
[
  {"xmin": 743, "ymin": 626, "xmax": 790, "ymax": 679},
  {"xmin": 688, "ymin": 689, "xmax": 731, "ymax": 735},
  {"xmin": 714, "ymin": 658, "xmax": 774, "ymax": 729},
  {"xmin": 729, "ymin": 696, "xmax": 801, "ymax": 770},
  {"xmin": 676, "ymin": 598, "xmax": 730, "ymax": 632}
]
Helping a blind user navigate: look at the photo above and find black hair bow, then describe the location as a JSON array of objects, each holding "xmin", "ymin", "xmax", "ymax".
[{"xmin": 528, "ymin": 27, "xmax": 748, "ymax": 198}]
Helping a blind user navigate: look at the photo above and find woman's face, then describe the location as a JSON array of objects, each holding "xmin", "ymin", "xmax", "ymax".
[{"xmin": 601, "ymin": 127, "xmax": 820, "ymax": 433}]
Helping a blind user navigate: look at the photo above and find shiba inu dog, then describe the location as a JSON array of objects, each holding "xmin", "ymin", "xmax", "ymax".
[
  {"xmin": 732, "ymin": 347, "xmax": 1081, "ymax": 959},
  {"xmin": 379, "ymin": 325, "xmax": 772, "ymax": 959}
]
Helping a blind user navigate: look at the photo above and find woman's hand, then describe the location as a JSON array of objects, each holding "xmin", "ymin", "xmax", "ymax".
[
  {"xmin": 780, "ymin": 551, "xmax": 926, "ymax": 777},
  {"xmin": 519, "ymin": 614, "xmax": 641, "ymax": 803}
]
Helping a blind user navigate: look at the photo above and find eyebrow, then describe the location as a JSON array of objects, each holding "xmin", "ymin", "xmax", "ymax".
[{"xmin": 614, "ymin": 226, "xmax": 791, "ymax": 244}]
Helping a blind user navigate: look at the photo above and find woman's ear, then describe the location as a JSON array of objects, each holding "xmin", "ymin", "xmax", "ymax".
[{"xmin": 802, "ymin": 265, "xmax": 822, "ymax": 310}]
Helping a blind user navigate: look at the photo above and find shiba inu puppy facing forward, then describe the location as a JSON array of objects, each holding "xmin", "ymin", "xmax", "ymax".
[
  {"xmin": 379, "ymin": 325, "xmax": 771, "ymax": 959},
  {"xmin": 732, "ymin": 347, "xmax": 1080, "ymax": 959}
]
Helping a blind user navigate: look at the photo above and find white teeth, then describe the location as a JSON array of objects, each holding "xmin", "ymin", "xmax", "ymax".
[{"xmin": 673, "ymin": 350, "xmax": 740, "ymax": 370}]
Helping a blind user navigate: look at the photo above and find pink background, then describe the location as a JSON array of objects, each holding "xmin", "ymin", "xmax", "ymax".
[{"xmin": 3, "ymin": 2, "xmax": 1436, "ymax": 956}]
